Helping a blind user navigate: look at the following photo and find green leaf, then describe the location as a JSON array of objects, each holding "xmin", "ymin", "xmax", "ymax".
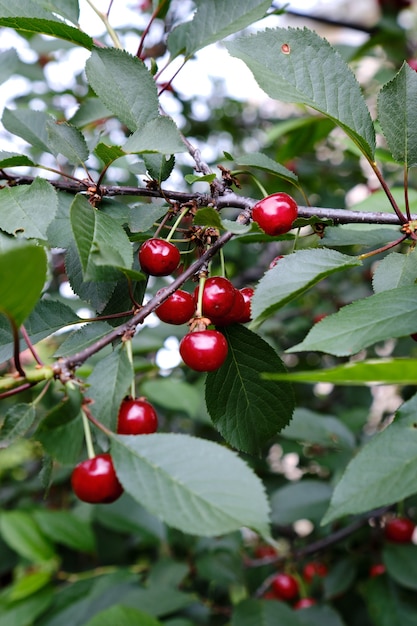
[
  {"xmin": 231, "ymin": 599, "xmax": 304, "ymax": 626},
  {"xmin": 88, "ymin": 347, "xmax": 133, "ymax": 431},
  {"xmin": 0, "ymin": 511, "xmax": 54, "ymax": 562},
  {"xmin": 0, "ymin": 177, "xmax": 57, "ymax": 240},
  {"xmin": 94, "ymin": 143, "xmax": 126, "ymax": 166},
  {"xmin": 0, "ymin": 17, "xmax": 92, "ymax": 49},
  {"xmin": 0, "ymin": 588, "xmax": 53, "ymax": 626},
  {"xmin": 0, "ymin": 243, "xmax": 47, "ymax": 326},
  {"xmin": 372, "ymin": 251, "xmax": 417, "ymax": 293},
  {"xmin": 36, "ymin": 393, "xmax": 84, "ymax": 465},
  {"xmin": 70, "ymin": 195, "xmax": 133, "ymax": 281},
  {"xmin": 323, "ymin": 559, "xmax": 357, "ymax": 600},
  {"xmin": 251, "ymin": 249, "xmax": 360, "ymax": 328},
  {"xmin": 288, "ymin": 286, "xmax": 417, "ymax": 357},
  {"xmin": 264, "ymin": 358, "xmax": 417, "ymax": 385},
  {"xmin": 40, "ymin": 0, "xmax": 80, "ymax": 24},
  {"xmin": 280, "ymin": 408, "xmax": 355, "ymax": 449},
  {"xmin": 83, "ymin": 605, "xmax": 162, "ymax": 626},
  {"xmin": 85, "ymin": 48, "xmax": 159, "ymax": 132},
  {"xmin": 193, "ymin": 207, "xmax": 223, "ymax": 229},
  {"xmin": 361, "ymin": 577, "xmax": 417, "ymax": 626},
  {"xmin": 110, "ymin": 433, "xmax": 271, "ymax": 537},
  {"xmin": 0, "ymin": 404, "xmax": 36, "ymax": 442},
  {"xmin": 9, "ymin": 569, "xmax": 52, "ymax": 602},
  {"xmin": 0, "ymin": 48, "xmax": 19, "ymax": 83},
  {"xmin": 46, "ymin": 120, "xmax": 89, "ymax": 165},
  {"xmin": 270, "ymin": 480, "xmax": 333, "ymax": 525},
  {"xmin": 378, "ymin": 62, "xmax": 417, "ymax": 166},
  {"xmin": 124, "ymin": 116, "xmax": 186, "ymax": 154},
  {"xmin": 129, "ymin": 204, "xmax": 168, "ymax": 233},
  {"xmin": 140, "ymin": 379, "xmax": 201, "ymax": 418},
  {"xmin": 383, "ymin": 544, "xmax": 417, "ymax": 590},
  {"xmin": 54, "ymin": 321, "xmax": 114, "ymax": 358},
  {"xmin": 226, "ymin": 27, "xmax": 375, "ymax": 159},
  {"xmin": 206, "ymin": 325, "xmax": 294, "ymax": 454},
  {"xmin": 167, "ymin": 0, "xmax": 271, "ymax": 58},
  {"xmin": 184, "ymin": 173, "xmax": 217, "ymax": 184},
  {"xmin": 2, "ymin": 108, "xmax": 54, "ymax": 153},
  {"xmin": 0, "ymin": 151, "xmax": 34, "ymax": 168},
  {"xmin": 33, "ymin": 511, "xmax": 96, "ymax": 553},
  {"xmin": 143, "ymin": 154, "xmax": 175, "ymax": 182},
  {"xmin": 235, "ymin": 152, "xmax": 298, "ymax": 182},
  {"xmin": 322, "ymin": 392, "xmax": 417, "ymax": 524}
]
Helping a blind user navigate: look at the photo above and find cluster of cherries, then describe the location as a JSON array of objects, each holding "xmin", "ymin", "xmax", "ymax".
[
  {"xmin": 256, "ymin": 515, "xmax": 415, "ymax": 609},
  {"xmin": 71, "ymin": 397, "xmax": 158, "ymax": 504},
  {"xmin": 139, "ymin": 192, "xmax": 298, "ymax": 373},
  {"xmin": 71, "ymin": 193, "xmax": 298, "ymax": 503}
]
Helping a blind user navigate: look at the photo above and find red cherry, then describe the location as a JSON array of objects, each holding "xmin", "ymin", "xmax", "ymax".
[
  {"xmin": 254, "ymin": 544, "xmax": 277, "ymax": 559},
  {"xmin": 155, "ymin": 290, "xmax": 195, "ymax": 325},
  {"xmin": 194, "ymin": 277, "xmax": 236, "ymax": 318},
  {"xmin": 179, "ymin": 330, "xmax": 228, "ymax": 372},
  {"xmin": 252, "ymin": 192, "xmax": 298, "ymax": 236},
  {"xmin": 302, "ymin": 561, "xmax": 328, "ymax": 584},
  {"xmin": 238, "ymin": 287, "xmax": 254, "ymax": 323},
  {"xmin": 271, "ymin": 573, "xmax": 299, "ymax": 601},
  {"xmin": 408, "ymin": 59, "xmax": 417, "ymax": 72},
  {"xmin": 210, "ymin": 288, "xmax": 246, "ymax": 326},
  {"xmin": 71, "ymin": 454, "xmax": 123, "ymax": 504},
  {"xmin": 269, "ymin": 255, "xmax": 284, "ymax": 269},
  {"xmin": 117, "ymin": 397, "xmax": 158, "ymax": 435},
  {"xmin": 138, "ymin": 238, "xmax": 180, "ymax": 276},
  {"xmin": 369, "ymin": 563, "xmax": 386, "ymax": 578},
  {"xmin": 384, "ymin": 517, "xmax": 415, "ymax": 543},
  {"xmin": 294, "ymin": 598, "xmax": 317, "ymax": 610}
]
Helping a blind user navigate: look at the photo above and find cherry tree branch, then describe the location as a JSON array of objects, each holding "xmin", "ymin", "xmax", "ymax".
[{"xmin": 0, "ymin": 172, "xmax": 412, "ymax": 226}]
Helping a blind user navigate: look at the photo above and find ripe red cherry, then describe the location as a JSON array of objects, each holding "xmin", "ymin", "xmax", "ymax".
[
  {"xmin": 252, "ymin": 192, "xmax": 298, "ymax": 236},
  {"xmin": 369, "ymin": 563, "xmax": 386, "ymax": 578},
  {"xmin": 117, "ymin": 397, "xmax": 158, "ymax": 435},
  {"xmin": 155, "ymin": 290, "xmax": 195, "ymax": 325},
  {"xmin": 384, "ymin": 517, "xmax": 415, "ymax": 543},
  {"xmin": 138, "ymin": 238, "xmax": 180, "ymax": 276},
  {"xmin": 271, "ymin": 573, "xmax": 299, "ymax": 601},
  {"xmin": 238, "ymin": 287, "xmax": 254, "ymax": 323},
  {"xmin": 302, "ymin": 561, "xmax": 328, "ymax": 584},
  {"xmin": 71, "ymin": 454, "xmax": 123, "ymax": 504},
  {"xmin": 210, "ymin": 288, "xmax": 246, "ymax": 326},
  {"xmin": 194, "ymin": 277, "xmax": 236, "ymax": 318},
  {"xmin": 179, "ymin": 329, "xmax": 228, "ymax": 372},
  {"xmin": 294, "ymin": 598, "xmax": 317, "ymax": 610},
  {"xmin": 269, "ymin": 255, "xmax": 284, "ymax": 269},
  {"xmin": 254, "ymin": 544, "xmax": 277, "ymax": 559},
  {"xmin": 408, "ymin": 59, "xmax": 417, "ymax": 72}
]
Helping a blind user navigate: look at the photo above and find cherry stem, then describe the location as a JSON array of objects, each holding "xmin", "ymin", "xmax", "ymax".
[
  {"xmin": 219, "ymin": 248, "xmax": 226, "ymax": 279},
  {"xmin": 358, "ymin": 235, "xmax": 408, "ymax": 260},
  {"xmin": 125, "ymin": 339, "xmax": 136, "ymax": 399},
  {"xmin": 10, "ymin": 321, "xmax": 25, "ymax": 378},
  {"xmin": 0, "ymin": 381, "xmax": 36, "ymax": 400},
  {"xmin": 136, "ymin": 0, "xmax": 167, "ymax": 59},
  {"xmin": 165, "ymin": 206, "xmax": 190, "ymax": 242},
  {"xmin": 21, "ymin": 324, "xmax": 44, "ymax": 366},
  {"xmin": 369, "ymin": 160, "xmax": 407, "ymax": 224},
  {"xmin": 196, "ymin": 273, "xmax": 206, "ymax": 318},
  {"xmin": 81, "ymin": 408, "xmax": 96, "ymax": 460},
  {"xmin": 404, "ymin": 164, "xmax": 411, "ymax": 221}
]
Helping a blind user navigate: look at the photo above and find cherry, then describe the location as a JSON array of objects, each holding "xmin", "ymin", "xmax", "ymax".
[
  {"xmin": 252, "ymin": 192, "xmax": 298, "ymax": 236},
  {"xmin": 269, "ymin": 255, "xmax": 284, "ymax": 269},
  {"xmin": 302, "ymin": 561, "xmax": 328, "ymax": 584},
  {"xmin": 210, "ymin": 288, "xmax": 246, "ymax": 326},
  {"xmin": 138, "ymin": 238, "xmax": 180, "ymax": 276},
  {"xmin": 254, "ymin": 544, "xmax": 277, "ymax": 559},
  {"xmin": 155, "ymin": 290, "xmax": 195, "ymax": 325},
  {"xmin": 179, "ymin": 329, "xmax": 228, "ymax": 372},
  {"xmin": 271, "ymin": 573, "xmax": 299, "ymax": 601},
  {"xmin": 194, "ymin": 277, "xmax": 236, "ymax": 318},
  {"xmin": 384, "ymin": 517, "xmax": 415, "ymax": 543},
  {"xmin": 117, "ymin": 397, "xmax": 158, "ymax": 435},
  {"xmin": 238, "ymin": 287, "xmax": 254, "ymax": 323},
  {"xmin": 71, "ymin": 453, "xmax": 123, "ymax": 504},
  {"xmin": 369, "ymin": 563, "xmax": 386, "ymax": 578},
  {"xmin": 294, "ymin": 598, "xmax": 317, "ymax": 610},
  {"xmin": 408, "ymin": 59, "xmax": 417, "ymax": 72}
]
